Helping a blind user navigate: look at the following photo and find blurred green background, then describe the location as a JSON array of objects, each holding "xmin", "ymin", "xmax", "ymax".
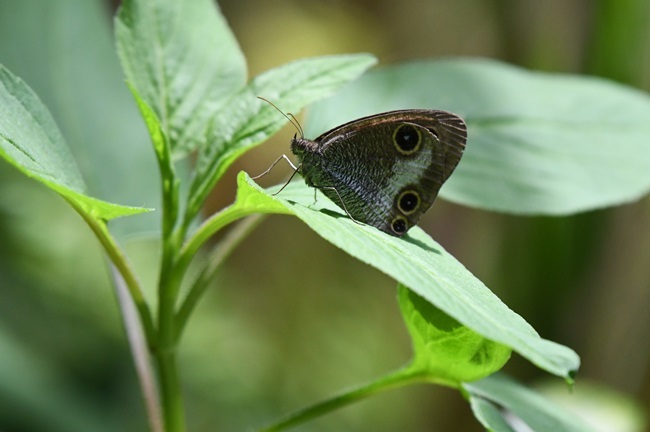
[{"xmin": 0, "ymin": 0, "xmax": 648, "ymax": 431}]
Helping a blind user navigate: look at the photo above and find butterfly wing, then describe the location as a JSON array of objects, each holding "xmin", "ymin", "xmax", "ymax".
[{"xmin": 303, "ymin": 110, "xmax": 467, "ymax": 236}]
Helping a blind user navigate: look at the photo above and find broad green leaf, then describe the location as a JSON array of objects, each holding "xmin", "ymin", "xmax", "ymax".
[
  {"xmin": 186, "ymin": 54, "xmax": 377, "ymax": 219},
  {"xmin": 115, "ymin": 0, "xmax": 247, "ymax": 157},
  {"xmin": 0, "ymin": 0, "xmax": 161, "ymax": 236},
  {"xmin": 0, "ymin": 65, "xmax": 150, "ymax": 220},
  {"xmin": 226, "ymin": 172, "xmax": 579, "ymax": 380},
  {"xmin": 398, "ymin": 285, "xmax": 511, "ymax": 387},
  {"xmin": 305, "ymin": 58, "xmax": 650, "ymax": 215},
  {"xmin": 464, "ymin": 374, "xmax": 593, "ymax": 432}
]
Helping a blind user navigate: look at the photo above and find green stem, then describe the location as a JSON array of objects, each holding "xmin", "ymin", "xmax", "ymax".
[
  {"xmin": 174, "ymin": 202, "xmax": 270, "ymax": 291},
  {"xmin": 128, "ymin": 83, "xmax": 189, "ymax": 432},
  {"xmin": 152, "ymin": 125, "xmax": 186, "ymax": 431},
  {"xmin": 109, "ymin": 264, "xmax": 163, "ymax": 432},
  {"xmin": 156, "ymin": 223, "xmax": 185, "ymax": 432},
  {"xmin": 175, "ymin": 214, "xmax": 266, "ymax": 341},
  {"xmin": 156, "ymin": 349, "xmax": 185, "ymax": 432},
  {"xmin": 71, "ymin": 206, "xmax": 156, "ymax": 346},
  {"xmin": 67, "ymin": 201, "xmax": 161, "ymax": 429},
  {"xmin": 259, "ymin": 366, "xmax": 427, "ymax": 432},
  {"xmin": 158, "ymin": 224, "xmax": 185, "ymax": 339},
  {"xmin": 587, "ymin": 0, "xmax": 650, "ymax": 85},
  {"xmin": 153, "ymin": 197, "xmax": 264, "ymax": 430}
]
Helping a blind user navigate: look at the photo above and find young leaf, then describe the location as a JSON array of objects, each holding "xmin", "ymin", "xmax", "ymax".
[
  {"xmin": 0, "ymin": 65, "xmax": 150, "ymax": 220},
  {"xmin": 185, "ymin": 54, "xmax": 377, "ymax": 220},
  {"xmin": 115, "ymin": 0, "xmax": 247, "ymax": 157},
  {"xmin": 398, "ymin": 285, "xmax": 511, "ymax": 387},
  {"xmin": 209, "ymin": 173, "xmax": 580, "ymax": 381},
  {"xmin": 305, "ymin": 58, "xmax": 650, "ymax": 215},
  {"xmin": 464, "ymin": 374, "xmax": 593, "ymax": 432}
]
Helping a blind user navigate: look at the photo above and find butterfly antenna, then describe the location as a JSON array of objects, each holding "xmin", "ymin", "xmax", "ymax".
[
  {"xmin": 257, "ymin": 96, "xmax": 304, "ymax": 138},
  {"xmin": 287, "ymin": 112, "xmax": 304, "ymax": 138}
]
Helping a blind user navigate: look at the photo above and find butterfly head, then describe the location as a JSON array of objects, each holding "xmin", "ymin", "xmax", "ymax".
[{"xmin": 290, "ymin": 135, "xmax": 320, "ymax": 158}]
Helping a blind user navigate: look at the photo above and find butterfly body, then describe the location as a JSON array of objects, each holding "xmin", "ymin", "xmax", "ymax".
[{"xmin": 290, "ymin": 109, "xmax": 467, "ymax": 237}]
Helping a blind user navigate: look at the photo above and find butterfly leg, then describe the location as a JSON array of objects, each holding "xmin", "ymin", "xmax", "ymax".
[
  {"xmin": 251, "ymin": 154, "xmax": 302, "ymax": 196},
  {"xmin": 271, "ymin": 167, "xmax": 300, "ymax": 196},
  {"xmin": 320, "ymin": 186, "xmax": 362, "ymax": 225},
  {"xmin": 251, "ymin": 154, "xmax": 299, "ymax": 180}
]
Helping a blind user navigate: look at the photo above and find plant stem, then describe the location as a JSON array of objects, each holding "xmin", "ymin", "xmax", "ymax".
[
  {"xmin": 259, "ymin": 366, "xmax": 427, "ymax": 432},
  {"xmin": 156, "ymin": 223, "xmax": 186, "ymax": 432},
  {"xmin": 68, "ymin": 201, "xmax": 162, "ymax": 428},
  {"xmin": 176, "ymin": 202, "xmax": 278, "ymax": 286},
  {"xmin": 175, "ymin": 214, "xmax": 266, "ymax": 341},
  {"xmin": 587, "ymin": 0, "xmax": 650, "ymax": 85},
  {"xmin": 110, "ymin": 264, "xmax": 163, "ymax": 432},
  {"xmin": 156, "ymin": 348, "xmax": 185, "ymax": 432},
  {"xmin": 152, "ymin": 116, "xmax": 186, "ymax": 430},
  {"xmin": 71, "ymin": 205, "xmax": 156, "ymax": 345}
]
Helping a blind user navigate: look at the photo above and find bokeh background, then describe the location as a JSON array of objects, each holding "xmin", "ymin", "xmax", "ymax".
[{"xmin": 0, "ymin": 0, "xmax": 648, "ymax": 431}]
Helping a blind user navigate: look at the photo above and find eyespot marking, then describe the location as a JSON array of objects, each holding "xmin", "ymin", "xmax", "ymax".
[
  {"xmin": 397, "ymin": 190, "xmax": 420, "ymax": 215},
  {"xmin": 391, "ymin": 217, "xmax": 408, "ymax": 235},
  {"xmin": 393, "ymin": 123, "xmax": 421, "ymax": 155}
]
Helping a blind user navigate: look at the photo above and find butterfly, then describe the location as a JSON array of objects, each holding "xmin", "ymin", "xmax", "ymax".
[{"xmin": 257, "ymin": 102, "xmax": 467, "ymax": 237}]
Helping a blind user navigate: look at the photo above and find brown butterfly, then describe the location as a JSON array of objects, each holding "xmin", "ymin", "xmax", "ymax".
[{"xmin": 257, "ymin": 101, "xmax": 467, "ymax": 236}]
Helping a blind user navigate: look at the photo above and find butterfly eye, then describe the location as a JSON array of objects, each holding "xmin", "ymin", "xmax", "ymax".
[
  {"xmin": 391, "ymin": 216, "xmax": 409, "ymax": 235},
  {"xmin": 397, "ymin": 190, "xmax": 420, "ymax": 215},
  {"xmin": 393, "ymin": 124, "xmax": 422, "ymax": 155}
]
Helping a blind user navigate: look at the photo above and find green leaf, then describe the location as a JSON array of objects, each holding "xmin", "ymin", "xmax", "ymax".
[
  {"xmin": 398, "ymin": 285, "xmax": 511, "ymax": 387},
  {"xmin": 468, "ymin": 397, "xmax": 515, "ymax": 432},
  {"xmin": 0, "ymin": 0, "xmax": 162, "ymax": 236},
  {"xmin": 115, "ymin": 0, "xmax": 247, "ymax": 157},
  {"xmin": 186, "ymin": 54, "xmax": 377, "ymax": 220},
  {"xmin": 0, "ymin": 65, "xmax": 150, "ymax": 220},
  {"xmin": 305, "ymin": 58, "xmax": 650, "ymax": 215},
  {"xmin": 129, "ymin": 84, "xmax": 172, "ymax": 175},
  {"xmin": 226, "ymin": 172, "xmax": 579, "ymax": 380},
  {"xmin": 464, "ymin": 374, "xmax": 593, "ymax": 432}
]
